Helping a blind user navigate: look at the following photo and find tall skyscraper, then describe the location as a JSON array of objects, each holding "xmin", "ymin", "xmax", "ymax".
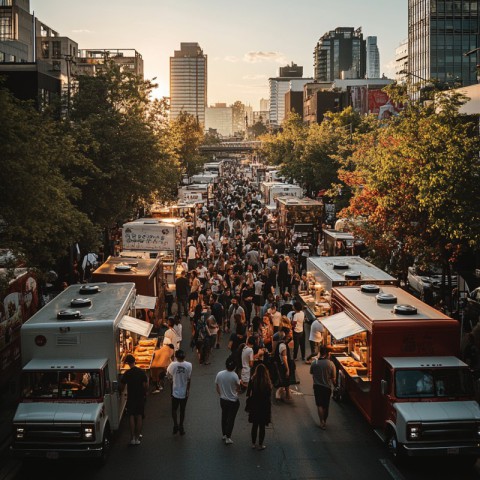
[
  {"xmin": 169, "ymin": 42, "xmax": 207, "ymax": 125},
  {"xmin": 408, "ymin": 0, "xmax": 479, "ymax": 87},
  {"xmin": 366, "ymin": 36, "xmax": 380, "ymax": 78},
  {"xmin": 313, "ymin": 27, "xmax": 366, "ymax": 81}
]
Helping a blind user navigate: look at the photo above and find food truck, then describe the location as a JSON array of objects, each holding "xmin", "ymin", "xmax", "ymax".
[
  {"xmin": 10, "ymin": 283, "xmax": 155, "ymax": 464},
  {"xmin": 91, "ymin": 256, "xmax": 165, "ymax": 324},
  {"xmin": 299, "ymin": 256, "xmax": 397, "ymax": 321},
  {"xmin": 261, "ymin": 181, "xmax": 304, "ymax": 207},
  {"xmin": 322, "ymin": 285, "xmax": 480, "ymax": 461},
  {"xmin": 150, "ymin": 202, "xmax": 197, "ymax": 235},
  {"xmin": 178, "ymin": 183, "xmax": 211, "ymax": 204},
  {"xmin": 322, "ymin": 228, "xmax": 356, "ymax": 256},
  {"xmin": 122, "ymin": 217, "xmax": 187, "ymax": 287},
  {"xmin": 188, "ymin": 173, "xmax": 219, "ymax": 186}
]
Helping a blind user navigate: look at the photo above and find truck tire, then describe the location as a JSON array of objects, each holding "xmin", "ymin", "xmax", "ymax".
[
  {"xmin": 95, "ymin": 426, "xmax": 112, "ymax": 467},
  {"xmin": 386, "ymin": 430, "xmax": 402, "ymax": 461}
]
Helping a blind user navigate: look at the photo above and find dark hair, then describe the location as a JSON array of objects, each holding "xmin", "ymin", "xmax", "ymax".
[
  {"xmin": 175, "ymin": 349, "xmax": 186, "ymax": 359},
  {"xmin": 294, "ymin": 301, "xmax": 302, "ymax": 311},
  {"xmin": 246, "ymin": 336, "xmax": 255, "ymax": 345},
  {"xmin": 319, "ymin": 345, "xmax": 328, "ymax": 357},
  {"xmin": 125, "ymin": 354, "xmax": 135, "ymax": 365},
  {"xmin": 226, "ymin": 357, "xmax": 236, "ymax": 370},
  {"xmin": 251, "ymin": 363, "xmax": 273, "ymax": 392}
]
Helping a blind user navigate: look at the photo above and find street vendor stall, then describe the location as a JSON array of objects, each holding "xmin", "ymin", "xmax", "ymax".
[
  {"xmin": 298, "ymin": 256, "xmax": 398, "ymax": 323},
  {"xmin": 91, "ymin": 256, "xmax": 165, "ymax": 325}
]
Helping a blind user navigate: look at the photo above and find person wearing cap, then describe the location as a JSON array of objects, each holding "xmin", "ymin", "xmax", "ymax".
[
  {"xmin": 166, "ymin": 349, "xmax": 192, "ymax": 435},
  {"xmin": 121, "ymin": 354, "xmax": 148, "ymax": 445},
  {"xmin": 215, "ymin": 357, "xmax": 241, "ymax": 445}
]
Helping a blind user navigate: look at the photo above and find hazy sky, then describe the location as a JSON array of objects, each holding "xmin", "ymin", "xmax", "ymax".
[{"xmin": 30, "ymin": 0, "xmax": 407, "ymax": 110}]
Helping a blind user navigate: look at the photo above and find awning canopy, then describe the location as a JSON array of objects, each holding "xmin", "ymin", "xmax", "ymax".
[
  {"xmin": 134, "ymin": 295, "xmax": 157, "ymax": 310},
  {"xmin": 320, "ymin": 312, "xmax": 366, "ymax": 340},
  {"xmin": 119, "ymin": 315, "xmax": 153, "ymax": 338}
]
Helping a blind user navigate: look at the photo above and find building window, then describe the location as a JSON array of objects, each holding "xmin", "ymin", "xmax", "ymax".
[
  {"xmin": 41, "ymin": 41, "xmax": 49, "ymax": 59},
  {"xmin": 52, "ymin": 60, "xmax": 61, "ymax": 71},
  {"xmin": 52, "ymin": 41, "xmax": 61, "ymax": 58},
  {"xmin": 0, "ymin": 0, "xmax": 13, "ymax": 6},
  {"xmin": 0, "ymin": 11, "xmax": 12, "ymax": 41}
]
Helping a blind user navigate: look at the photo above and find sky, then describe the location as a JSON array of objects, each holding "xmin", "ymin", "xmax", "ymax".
[{"xmin": 30, "ymin": 0, "xmax": 408, "ymax": 110}]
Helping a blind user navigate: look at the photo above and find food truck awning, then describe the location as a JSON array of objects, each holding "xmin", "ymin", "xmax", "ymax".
[
  {"xmin": 134, "ymin": 295, "xmax": 157, "ymax": 310},
  {"xmin": 119, "ymin": 315, "xmax": 153, "ymax": 337},
  {"xmin": 321, "ymin": 312, "xmax": 366, "ymax": 340}
]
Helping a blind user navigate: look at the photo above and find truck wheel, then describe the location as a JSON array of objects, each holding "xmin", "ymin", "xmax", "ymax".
[
  {"xmin": 95, "ymin": 427, "xmax": 112, "ymax": 467},
  {"xmin": 386, "ymin": 430, "xmax": 402, "ymax": 460}
]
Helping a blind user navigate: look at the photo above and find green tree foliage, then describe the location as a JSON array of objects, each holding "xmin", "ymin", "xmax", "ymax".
[
  {"xmin": 168, "ymin": 111, "xmax": 206, "ymax": 178},
  {"xmin": 340, "ymin": 85, "xmax": 480, "ymax": 286},
  {"xmin": 0, "ymin": 87, "xmax": 94, "ymax": 270},
  {"xmin": 69, "ymin": 63, "xmax": 181, "ymax": 227}
]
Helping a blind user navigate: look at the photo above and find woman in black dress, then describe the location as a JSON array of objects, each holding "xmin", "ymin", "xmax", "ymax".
[{"xmin": 246, "ymin": 363, "xmax": 272, "ymax": 450}]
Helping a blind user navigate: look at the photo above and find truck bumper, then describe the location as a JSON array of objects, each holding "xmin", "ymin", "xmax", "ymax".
[
  {"xmin": 402, "ymin": 442, "xmax": 480, "ymax": 457},
  {"xmin": 10, "ymin": 444, "xmax": 103, "ymax": 459}
]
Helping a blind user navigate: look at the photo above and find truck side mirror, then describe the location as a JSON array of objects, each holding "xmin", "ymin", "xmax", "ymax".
[
  {"xmin": 380, "ymin": 379, "xmax": 388, "ymax": 395},
  {"xmin": 112, "ymin": 381, "xmax": 119, "ymax": 393}
]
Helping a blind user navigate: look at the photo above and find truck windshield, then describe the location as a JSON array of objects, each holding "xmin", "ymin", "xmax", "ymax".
[
  {"xmin": 22, "ymin": 371, "xmax": 102, "ymax": 399},
  {"xmin": 395, "ymin": 368, "xmax": 474, "ymax": 399}
]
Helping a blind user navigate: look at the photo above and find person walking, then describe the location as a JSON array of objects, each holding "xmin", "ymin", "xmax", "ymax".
[
  {"xmin": 306, "ymin": 317, "xmax": 325, "ymax": 363},
  {"xmin": 215, "ymin": 357, "xmax": 241, "ymax": 445},
  {"xmin": 150, "ymin": 343, "xmax": 174, "ymax": 393},
  {"xmin": 291, "ymin": 301, "xmax": 306, "ymax": 361},
  {"xmin": 310, "ymin": 346, "xmax": 336, "ymax": 430},
  {"xmin": 175, "ymin": 270, "xmax": 190, "ymax": 317},
  {"xmin": 121, "ymin": 354, "xmax": 148, "ymax": 445},
  {"xmin": 246, "ymin": 363, "xmax": 272, "ymax": 450},
  {"xmin": 166, "ymin": 349, "xmax": 192, "ymax": 435}
]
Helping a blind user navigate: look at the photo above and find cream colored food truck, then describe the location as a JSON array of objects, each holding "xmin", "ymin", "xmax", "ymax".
[{"xmin": 10, "ymin": 283, "xmax": 153, "ymax": 464}]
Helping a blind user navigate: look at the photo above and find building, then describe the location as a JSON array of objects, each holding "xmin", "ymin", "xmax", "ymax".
[
  {"xmin": 253, "ymin": 110, "xmax": 269, "ymax": 125},
  {"xmin": 395, "ymin": 39, "xmax": 409, "ymax": 83},
  {"xmin": 285, "ymin": 90, "xmax": 304, "ymax": 118},
  {"xmin": 76, "ymin": 49, "xmax": 144, "ymax": 78},
  {"xmin": 408, "ymin": 0, "xmax": 479, "ymax": 87},
  {"xmin": 313, "ymin": 27, "xmax": 366, "ymax": 82},
  {"xmin": 205, "ymin": 103, "xmax": 233, "ymax": 137},
  {"xmin": 259, "ymin": 98, "xmax": 270, "ymax": 111},
  {"xmin": 366, "ymin": 36, "xmax": 380, "ymax": 78},
  {"xmin": 269, "ymin": 63, "xmax": 312, "ymax": 128},
  {"xmin": 0, "ymin": 0, "xmax": 34, "ymax": 62},
  {"xmin": 169, "ymin": 42, "xmax": 207, "ymax": 125}
]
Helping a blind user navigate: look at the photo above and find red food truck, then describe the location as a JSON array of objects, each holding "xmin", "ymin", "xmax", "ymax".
[{"xmin": 322, "ymin": 285, "xmax": 480, "ymax": 462}]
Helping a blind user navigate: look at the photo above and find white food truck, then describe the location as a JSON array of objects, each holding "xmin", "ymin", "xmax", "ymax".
[
  {"xmin": 261, "ymin": 181, "xmax": 304, "ymax": 207},
  {"xmin": 10, "ymin": 282, "xmax": 152, "ymax": 464}
]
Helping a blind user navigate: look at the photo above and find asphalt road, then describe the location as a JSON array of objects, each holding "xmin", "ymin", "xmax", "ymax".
[{"xmin": 6, "ymin": 318, "xmax": 480, "ymax": 480}]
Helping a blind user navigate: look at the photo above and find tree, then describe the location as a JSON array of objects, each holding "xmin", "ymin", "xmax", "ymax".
[
  {"xmin": 0, "ymin": 86, "xmax": 95, "ymax": 270},
  {"xmin": 69, "ymin": 63, "xmax": 181, "ymax": 228}
]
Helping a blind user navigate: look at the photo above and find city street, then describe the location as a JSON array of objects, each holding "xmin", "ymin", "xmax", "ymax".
[{"xmin": 7, "ymin": 320, "xmax": 480, "ymax": 480}]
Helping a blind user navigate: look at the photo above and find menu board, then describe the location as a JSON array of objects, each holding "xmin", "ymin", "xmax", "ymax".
[{"xmin": 123, "ymin": 225, "xmax": 174, "ymax": 251}]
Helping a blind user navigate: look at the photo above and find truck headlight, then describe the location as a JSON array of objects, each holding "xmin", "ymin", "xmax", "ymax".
[
  {"xmin": 407, "ymin": 423, "xmax": 422, "ymax": 440},
  {"xmin": 82, "ymin": 425, "xmax": 95, "ymax": 441},
  {"xmin": 15, "ymin": 427, "xmax": 25, "ymax": 440}
]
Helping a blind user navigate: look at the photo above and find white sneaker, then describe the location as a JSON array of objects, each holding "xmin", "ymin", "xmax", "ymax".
[
  {"xmin": 135, "ymin": 438, "xmax": 141, "ymax": 445},
  {"xmin": 222, "ymin": 435, "xmax": 227, "ymax": 441},
  {"xmin": 130, "ymin": 439, "xmax": 136, "ymax": 445},
  {"xmin": 225, "ymin": 437, "xmax": 234, "ymax": 445}
]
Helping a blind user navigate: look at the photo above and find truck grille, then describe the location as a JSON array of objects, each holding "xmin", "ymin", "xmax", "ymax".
[
  {"xmin": 420, "ymin": 422, "xmax": 478, "ymax": 442},
  {"xmin": 20, "ymin": 425, "xmax": 82, "ymax": 443}
]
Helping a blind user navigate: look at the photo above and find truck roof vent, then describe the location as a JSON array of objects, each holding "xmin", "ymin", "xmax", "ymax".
[
  {"xmin": 393, "ymin": 304, "xmax": 418, "ymax": 315},
  {"xmin": 57, "ymin": 309, "xmax": 82, "ymax": 320},
  {"xmin": 361, "ymin": 284, "xmax": 380, "ymax": 294},
  {"xmin": 345, "ymin": 271, "xmax": 361, "ymax": 280},
  {"xmin": 70, "ymin": 298, "xmax": 92, "ymax": 308},
  {"xmin": 333, "ymin": 263, "xmax": 349, "ymax": 270},
  {"xmin": 79, "ymin": 285, "xmax": 100, "ymax": 294},
  {"xmin": 143, "ymin": 220, "xmax": 158, "ymax": 224},
  {"xmin": 115, "ymin": 264, "xmax": 132, "ymax": 272},
  {"xmin": 376, "ymin": 293, "xmax": 397, "ymax": 304}
]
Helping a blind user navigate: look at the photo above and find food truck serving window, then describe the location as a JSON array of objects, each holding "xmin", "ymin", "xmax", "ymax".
[
  {"xmin": 321, "ymin": 312, "xmax": 366, "ymax": 340},
  {"xmin": 119, "ymin": 315, "xmax": 153, "ymax": 337}
]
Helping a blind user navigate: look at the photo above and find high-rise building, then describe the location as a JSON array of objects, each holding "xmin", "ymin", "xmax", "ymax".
[
  {"xmin": 259, "ymin": 98, "xmax": 270, "ymax": 111},
  {"xmin": 366, "ymin": 36, "xmax": 380, "ymax": 78},
  {"xmin": 395, "ymin": 39, "xmax": 409, "ymax": 83},
  {"xmin": 269, "ymin": 63, "xmax": 312, "ymax": 128},
  {"xmin": 408, "ymin": 0, "xmax": 479, "ymax": 87},
  {"xmin": 205, "ymin": 103, "xmax": 233, "ymax": 137},
  {"xmin": 313, "ymin": 27, "xmax": 366, "ymax": 82},
  {"xmin": 169, "ymin": 42, "xmax": 207, "ymax": 125}
]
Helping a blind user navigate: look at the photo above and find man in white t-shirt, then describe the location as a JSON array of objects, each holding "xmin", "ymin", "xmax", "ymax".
[
  {"xmin": 240, "ymin": 337, "xmax": 255, "ymax": 388},
  {"xmin": 267, "ymin": 303, "xmax": 282, "ymax": 332},
  {"xmin": 166, "ymin": 350, "xmax": 192, "ymax": 435},
  {"xmin": 186, "ymin": 240, "xmax": 197, "ymax": 272},
  {"xmin": 196, "ymin": 261, "xmax": 209, "ymax": 286},
  {"xmin": 215, "ymin": 357, "xmax": 241, "ymax": 445},
  {"xmin": 292, "ymin": 301, "xmax": 306, "ymax": 361},
  {"xmin": 306, "ymin": 317, "xmax": 325, "ymax": 363}
]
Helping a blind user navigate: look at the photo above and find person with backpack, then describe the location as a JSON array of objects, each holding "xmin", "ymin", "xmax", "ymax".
[{"xmin": 227, "ymin": 296, "xmax": 245, "ymax": 333}]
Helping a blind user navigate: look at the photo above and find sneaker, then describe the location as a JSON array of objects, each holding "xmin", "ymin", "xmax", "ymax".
[
  {"xmin": 129, "ymin": 439, "xmax": 136, "ymax": 445},
  {"xmin": 251, "ymin": 443, "xmax": 257, "ymax": 449},
  {"xmin": 179, "ymin": 426, "xmax": 185, "ymax": 435},
  {"xmin": 173, "ymin": 426, "xmax": 179, "ymax": 434},
  {"xmin": 152, "ymin": 389, "xmax": 161, "ymax": 394},
  {"xmin": 225, "ymin": 437, "xmax": 234, "ymax": 445},
  {"xmin": 222, "ymin": 435, "xmax": 227, "ymax": 442},
  {"xmin": 138, "ymin": 434, "xmax": 143, "ymax": 439},
  {"xmin": 135, "ymin": 438, "xmax": 141, "ymax": 445},
  {"xmin": 258, "ymin": 444, "xmax": 266, "ymax": 450}
]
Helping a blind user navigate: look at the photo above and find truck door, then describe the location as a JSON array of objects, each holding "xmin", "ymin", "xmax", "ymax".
[{"xmin": 379, "ymin": 362, "xmax": 395, "ymax": 429}]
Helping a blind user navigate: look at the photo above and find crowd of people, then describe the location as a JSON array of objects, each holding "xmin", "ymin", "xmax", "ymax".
[{"xmin": 122, "ymin": 160, "xmax": 336, "ymax": 448}]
